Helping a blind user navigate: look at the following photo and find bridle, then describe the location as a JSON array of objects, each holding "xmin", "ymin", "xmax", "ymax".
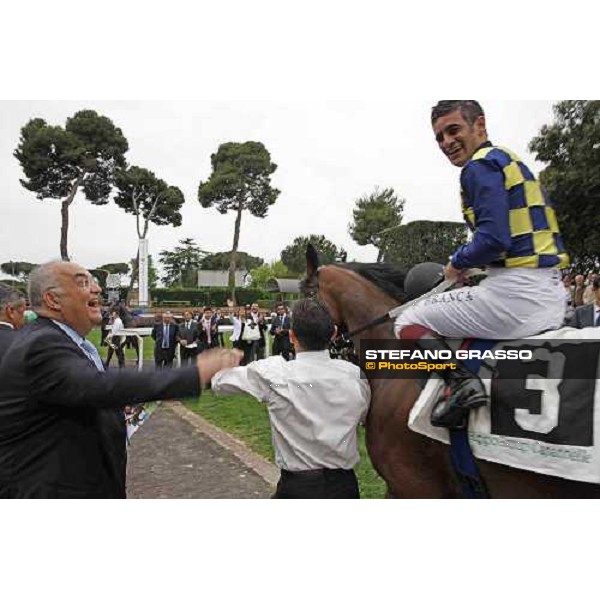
[{"xmin": 305, "ymin": 269, "xmax": 455, "ymax": 361}]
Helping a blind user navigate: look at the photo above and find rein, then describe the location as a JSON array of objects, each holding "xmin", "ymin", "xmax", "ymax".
[{"xmin": 331, "ymin": 313, "xmax": 391, "ymax": 353}]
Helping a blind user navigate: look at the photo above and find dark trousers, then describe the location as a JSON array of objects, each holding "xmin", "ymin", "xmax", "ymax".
[
  {"xmin": 273, "ymin": 468, "xmax": 360, "ymax": 499},
  {"xmin": 273, "ymin": 337, "xmax": 293, "ymax": 361},
  {"xmin": 154, "ymin": 346, "xmax": 175, "ymax": 368},
  {"xmin": 105, "ymin": 341, "xmax": 125, "ymax": 368},
  {"xmin": 180, "ymin": 345, "xmax": 198, "ymax": 366}
]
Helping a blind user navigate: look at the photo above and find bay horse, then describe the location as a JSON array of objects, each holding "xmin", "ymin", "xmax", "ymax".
[{"xmin": 304, "ymin": 251, "xmax": 600, "ymax": 498}]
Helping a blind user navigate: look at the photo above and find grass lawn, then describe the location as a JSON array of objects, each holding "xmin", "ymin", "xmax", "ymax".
[
  {"xmin": 89, "ymin": 325, "xmax": 387, "ymax": 498},
  {"xmin": 88, "ymin": 326, "xmax": 155, "ymax": 362}
]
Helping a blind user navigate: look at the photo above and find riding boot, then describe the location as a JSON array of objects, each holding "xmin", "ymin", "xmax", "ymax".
[{"xmin": 414, "ymin": 334, "xmax": 488, "ymax": 430}]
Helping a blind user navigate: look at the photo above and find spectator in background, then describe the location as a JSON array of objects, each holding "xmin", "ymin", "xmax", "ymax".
[
  {"xmin": 563, "ymin": 274, "xmax": 576, "ymax": 324},
  {"xmin": 212, "ymin": 308, "xmax": 226, "ymax": 347},
  {"xmin": 100, "ymin": 306, "xmax": 111, "ymax": 346},
  {"xmin": 240, "ymin": 307, "xmax": 261, "ymax": 364},
  {"xmin": 270, "ymin": 303, "xmax": 292, "ymax": 361},
  {"xmin": 250, "ymin": 303, "xmax": 267, "ymax": 360},
  {"xmin": 230, "ymin": 308, "xmax": 243, "ymax": 350},
  {"xmin": 0, "ymin": 284, "xmax": 26, "ymax": 364},
  {"xmin": 152, "ymin": 311, "xmax": 178, "ymax": 368},
  {"xmin": 178, "ymin": 310, "xmax": 200, "ymax": 366},
  {"xmin": 582, "ymin": 273, "xmax": 598, "ymax": 306},
  {"xmin": 104, "ymin": 309, "xmax": 126, "ymax": 369},
  {"xmin": 119, "ymin": 300, "xmax": 140, "ymax": 363},
  {"xmin": 199, "ymin": 307, "xmax": 219, "ymax": 352},
  {"xmin": 570, "ymin": 278, "xmax": 600, "ymax": 329}
]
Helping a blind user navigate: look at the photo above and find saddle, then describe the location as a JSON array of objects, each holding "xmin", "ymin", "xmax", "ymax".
[{"xmin": 409, "ymin": 327, "xmax": 600, "ymax": 484}]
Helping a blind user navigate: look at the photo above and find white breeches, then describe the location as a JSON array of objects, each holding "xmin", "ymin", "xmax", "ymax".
[{"xmin": 394, "ymin": 268, "xmax": 566, "ymax": 340}]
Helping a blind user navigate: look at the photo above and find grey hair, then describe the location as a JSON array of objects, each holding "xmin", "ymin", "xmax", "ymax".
[
  {"xmin": 0, "ymin": 283, "xmax": 25, "ymax": 311},
  {"xmin": 28, "ymin": 261, "xmax": 64, "ymax": 310}
]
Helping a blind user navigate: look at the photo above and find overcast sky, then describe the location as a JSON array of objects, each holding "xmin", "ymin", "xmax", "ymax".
[{"xmin": 0, "ymin": 100, "xmax": 558, "ymax": 274}]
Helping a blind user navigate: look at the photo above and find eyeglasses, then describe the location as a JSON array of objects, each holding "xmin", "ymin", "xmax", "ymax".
[{"xmin": 73, "ymin": 274, "xmax": 99, "ymax": 289}]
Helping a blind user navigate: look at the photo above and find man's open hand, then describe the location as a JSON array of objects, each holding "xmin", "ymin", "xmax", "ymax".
[{"xmin": 196, "ymin": 348, "xmax": 244, "ymax": 387}]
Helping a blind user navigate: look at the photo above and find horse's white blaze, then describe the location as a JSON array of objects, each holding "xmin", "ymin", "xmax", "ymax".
[{"xmin": 514, "ymin": 348, "xmax": 565, "ymax": 435}]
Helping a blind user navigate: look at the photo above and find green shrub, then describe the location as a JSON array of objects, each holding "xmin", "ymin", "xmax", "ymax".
[{"xmin": 151, "ymin": 287, "xmax": 264, "ymax": 307}]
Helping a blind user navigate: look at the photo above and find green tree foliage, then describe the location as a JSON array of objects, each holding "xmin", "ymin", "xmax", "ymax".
[
  {"xmin": 98, "ymin": 262, "xmax": 130, "ymax": 275},
  {"xmin": 114, "ymin": 166, "xmax": 184, "ymax": 239},
  {"xmin": 89, "ymin": 269, "xmax": 110, "ymax": 290},
  {"xmin": 281, "ymin": 234, "xmax": 341, "ymax": 276},
  {"xmin": 249, "ymin": 260, "xmax": 290, "ymax": 290},
  {"xmin": 529, "ymin": 100, "xmax": 600, "ymax": 274},
  {"xmin": 159, "ymin": 238, "xmax": 209, "ymax": 288},
  {"xmin": 201, "ymin": 251, "xmax": 264, "ymax": 271},
  {"xmin": 348, "ymin": 187, "xmax": 405, "ymax": 262},
  {"xmin": 14, "ymin": 110, "xmax": 128, "ymax": 260},
  {"xmin": 0, "ymin": 280, "xmax": 27, "ymax": 294},
  {"xmin": 197, "ymin": 141, "xmax": 280, "ymax": 301},
  {"xmin": 383, "ymin": 220, "xmax": 467, "ymax": 271},
  {"xmin": 0, "ymin": 261, "xmax": 38, "ymax": 282}
]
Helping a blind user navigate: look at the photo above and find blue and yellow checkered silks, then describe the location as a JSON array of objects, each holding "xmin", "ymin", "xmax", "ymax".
[{"xmin": 461, "ymin": 145, "xmax": 570, "ymax": 269}]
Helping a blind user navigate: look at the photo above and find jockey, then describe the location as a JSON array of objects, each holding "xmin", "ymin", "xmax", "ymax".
[{"xmin": 395, "ymin": 100, "xmax": 569, "ymax": 429}]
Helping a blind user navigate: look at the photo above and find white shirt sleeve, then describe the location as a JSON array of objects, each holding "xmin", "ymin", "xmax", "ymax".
[{"xmin": 211, "ymin": 362, "xmax": 272, "ymax": 402}]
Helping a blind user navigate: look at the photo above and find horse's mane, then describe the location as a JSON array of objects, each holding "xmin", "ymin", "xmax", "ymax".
[{"xmin": 337, "ymin": 262, "xmax": 408, "ymax": 302}]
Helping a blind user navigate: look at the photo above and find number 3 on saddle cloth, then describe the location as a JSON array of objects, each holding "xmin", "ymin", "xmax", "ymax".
[{"xmin": 408, "ymin": 328, "xmax": 600, "ymax": 485}]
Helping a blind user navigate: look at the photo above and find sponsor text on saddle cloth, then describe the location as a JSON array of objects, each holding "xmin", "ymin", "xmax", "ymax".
[{"xmin": 409, "ymin": 328, "xmax": 600, "ymax": 484}]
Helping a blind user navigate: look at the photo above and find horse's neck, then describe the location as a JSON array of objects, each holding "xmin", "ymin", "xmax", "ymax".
[{"xmin": 341, "ymin": 288, "xmax": 397, "ymax": 335}]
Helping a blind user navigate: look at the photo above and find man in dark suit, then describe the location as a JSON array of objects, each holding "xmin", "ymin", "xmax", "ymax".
[
  {"xmin": 0, "ymin": 261, "xmax": 242, "ymax": 499},
  {"xmin": 270, "ymin": 303, "xmax": 293, "ymax": 360},
  {"xmin": 198, "ymin": 307, "xmax": 219, "ymax": 352},
  {"xmin": 570, "ymin": 278, "xmax": 600, "ymax": 328},
  {"xmin": 152, "ymin": 311, "xmax": 178, "ymax": 368},
  {"xmin": 178, "ymin": 310, "xmax": 199, "ymax": 366},
  {"xmin": 0, "ymin": 284, "xmax": 26, "ymax": 364}
]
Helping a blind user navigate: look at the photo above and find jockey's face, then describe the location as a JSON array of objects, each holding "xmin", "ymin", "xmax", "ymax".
[{"xmin": 433, "ymin": 109, "xmax": 487, "ymax": 167}]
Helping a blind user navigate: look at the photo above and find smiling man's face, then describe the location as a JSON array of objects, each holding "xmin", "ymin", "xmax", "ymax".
[
  {"xmin": 433, "ymin": 109, "xmax": 488, "ymax": 167},
  {"xmin": 46, "ymin": 263, "xmax": 103, "ymax": 336}
]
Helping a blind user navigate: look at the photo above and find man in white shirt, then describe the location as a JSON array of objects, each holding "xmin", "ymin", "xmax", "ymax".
[
  {"xmin": 212, "ymin": 298, "xmax": 371, "ymax": 499},
  {"xmin": 104, "ymin": 309, "xmax": 126, "ymax": 369}
]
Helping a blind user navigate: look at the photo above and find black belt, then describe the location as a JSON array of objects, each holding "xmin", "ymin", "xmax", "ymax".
[{"xmin": 281, "ymin": 468, "xmax": 354, "ymax": 480}]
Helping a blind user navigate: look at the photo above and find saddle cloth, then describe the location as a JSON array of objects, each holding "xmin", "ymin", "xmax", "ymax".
[{"xmin": 408, "ymin": 326, "xmax": 600, "ymax": 484}]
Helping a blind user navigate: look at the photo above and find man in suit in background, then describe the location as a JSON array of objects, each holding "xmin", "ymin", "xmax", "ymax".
[
  {"xmin": 270, "ymin": 303, "xmax": 292, "ymax": 361},
  {"xmin": 570, "ymin": 278, "xmax": 600, "ymax": 328},
  {"xmin": 152, "ymin": 311, "xmax": 178, "ymax": 368},
  {"xmin": 198, "ymin": 307, "xmax": 219, "ymax": 352},
  {"xmin": 0, "ymin": 261, "xmax": 241, "ymax": 498},
  {"xmin": 0, "ymin": 284, "xmax": 26, "ymax": 364},
  {"xmin": 178, "ymin": 310, "xmax": 199, "ymax": 366}
]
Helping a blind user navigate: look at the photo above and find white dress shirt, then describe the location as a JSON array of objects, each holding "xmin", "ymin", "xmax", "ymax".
[
  {"xmin": 230, "ymin": 316, "xmax": 242, "ymax": 342},
  {"xmin": 212, "ymin": 350, "xmax": 371, "ymax": 471}
]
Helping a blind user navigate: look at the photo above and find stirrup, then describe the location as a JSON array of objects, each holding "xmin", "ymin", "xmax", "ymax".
[{"xmin": 430, "ymin": 385, "xmax": 488, "ymax": 430}]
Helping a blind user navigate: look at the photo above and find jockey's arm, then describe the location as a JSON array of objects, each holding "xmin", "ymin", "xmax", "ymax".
[{"xmin": 451, "ymin": 161, "xmax": 512, "ymax": 270}]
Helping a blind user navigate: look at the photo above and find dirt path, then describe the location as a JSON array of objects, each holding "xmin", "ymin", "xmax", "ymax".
[{"xmin": 126, "ymin": 403, "xmax": 278, "ymax": 499}]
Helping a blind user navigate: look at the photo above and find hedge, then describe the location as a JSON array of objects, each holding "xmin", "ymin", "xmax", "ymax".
[{"xmin": 151, "ymin": 287, "xmax": 264, "ymax": 307}]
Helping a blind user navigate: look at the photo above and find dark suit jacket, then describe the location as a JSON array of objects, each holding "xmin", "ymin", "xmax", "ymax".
[
  {"xmin": 570, "ymin": 304, "xmax": 599, "ymax": 329},
  {"xmin": 0, "ymin": 323, "xmax": 17, "ymax": 366},
  {"xmin": 269, "ymin": 314, "xmax": 291, "ymax": 353},
  {"xmin": 198, "ymin": 318, "xmax": 219, "ymax": 349},
  {"xmin": 151, "ymin": 322, "xmax": 179, "ymax": 354},
  {"xmin": 0, "ymin": 318, "xmax": 200, "ymax": 499},
  {"xmin": 177, "ymin": 320, "xmax": 200, "ymax": 345}
]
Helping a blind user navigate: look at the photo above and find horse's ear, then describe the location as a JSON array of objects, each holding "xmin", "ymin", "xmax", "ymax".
[{"xmin": 306, "ymin": 244, "xmax": 320, "ymax": 278}]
